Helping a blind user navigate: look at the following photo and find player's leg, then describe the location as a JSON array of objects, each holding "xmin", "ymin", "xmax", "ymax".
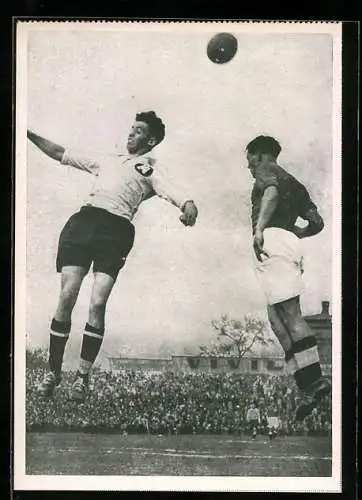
[
  {"xmin": 38, "ymin": 209, "xmax": 93, "ymax": 397},
  {"xmin": 70, "ymin": 211, "xmax": 135, "ymax": 401},
  {"xmin": 54, "ymin": 265, "xmax": 88, "ymax": 322},
  {"xmin": 38, "ymin": 265, "xmax": 87, "ymax": 397},
  {"xmin": 87, "ymin": 271, "xmax": 116, "ymax": 330},
  {"xmin": 255, "ymin": 229, "xmax": 300, "ymax": 381},
  {"xmin": 274, "ymin": 296, "xmax": 331, "ymax": 420},
  {"xmin": 258, "ymin": 229, "xmax": 330, "ymax": 420},
  {"xmin": 267, "ymin": 304, "xmax": 298, "ymax": 377},
  {"xmin": 252, "ymin": 425, "xmax": 257, "ymax": 439},
  {"xmin": 267, "ymin": 304, "xmax": 292, "ymax": 351},
  {"xmin": 71, "ymin": 271, "xmax": 116, "ymax": 401}
]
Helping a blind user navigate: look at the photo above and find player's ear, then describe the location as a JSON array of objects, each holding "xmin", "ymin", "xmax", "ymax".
[{"xmin": 147, "ymin": 136, "xmax": 157, "ymax": 148}]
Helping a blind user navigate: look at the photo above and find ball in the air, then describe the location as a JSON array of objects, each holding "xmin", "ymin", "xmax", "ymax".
[{"xmin": 207, "ymin": 32, "xmax": 238, "ymax": 64}]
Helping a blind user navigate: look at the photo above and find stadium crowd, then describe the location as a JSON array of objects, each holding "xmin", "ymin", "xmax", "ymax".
[{"xmin": 26, "ymin": 368, "xmax": 332, "ymax": 436}]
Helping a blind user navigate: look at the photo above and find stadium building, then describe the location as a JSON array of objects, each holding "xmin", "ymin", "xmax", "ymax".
[
  {"xmin": 108, "ymin": 301, "xmax": 332, "ymax": 375},
  {"xmin": 304, "ymin": 300, "xmax": 332, "ymax": 376}
]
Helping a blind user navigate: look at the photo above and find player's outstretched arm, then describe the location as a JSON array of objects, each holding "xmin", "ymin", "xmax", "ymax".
[
  {"xmin": 151, "ymin": 169, "xmax": 198, "ymax": 227},
  {"xmin": 27, "ymin": 129, "xmax": 65, "ymax": 162},
  {"xmin": 292, "ymin": 207, "xmax": 324, "ymax": 238}
]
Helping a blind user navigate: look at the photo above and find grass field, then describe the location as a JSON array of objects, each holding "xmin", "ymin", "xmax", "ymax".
[{"xmin": 26, "ymin": 432, "xmax": 332, "ymax": 476}]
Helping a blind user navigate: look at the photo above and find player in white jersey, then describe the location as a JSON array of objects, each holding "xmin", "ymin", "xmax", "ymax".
[{"xmin": 27, "ymin": 111, "xmax": 198, "ymax": 401}]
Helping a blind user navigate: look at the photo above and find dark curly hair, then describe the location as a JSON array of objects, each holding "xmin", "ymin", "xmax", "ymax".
[
  {"xmin": 136, "ymin": 111, "xmax": 165, "ymax": 145},
  {"xmin": 246, "ymin": 135, "xmax": 281, "ymax": 158}
]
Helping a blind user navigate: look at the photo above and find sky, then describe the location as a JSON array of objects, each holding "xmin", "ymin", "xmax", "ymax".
[{"xmin": 22, "ymin": 24, "xmax": 337, "ymax": 366}]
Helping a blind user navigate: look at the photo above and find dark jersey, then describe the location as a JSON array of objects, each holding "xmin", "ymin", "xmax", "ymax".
[
  {"xmin": 267, "ymin": 408, "xmax": 279, "ymax": 417},
  {"xmin": 251, "ymin": 163, "xmax": 317, "ymax": 233}
]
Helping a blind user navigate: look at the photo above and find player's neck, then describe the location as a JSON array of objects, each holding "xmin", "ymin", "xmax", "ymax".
[{"xmin": 129, "ymin": 146, "xmax": 153, "ymax": 157}]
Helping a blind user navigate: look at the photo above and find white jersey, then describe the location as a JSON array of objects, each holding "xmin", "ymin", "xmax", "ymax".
[
  {"xmin": 61, "ymin": 149, "xmax": 188, "ymax": 221},
  {"xmin": 246, "ymin": 408, "xmax": 260, "ymax": 422}
]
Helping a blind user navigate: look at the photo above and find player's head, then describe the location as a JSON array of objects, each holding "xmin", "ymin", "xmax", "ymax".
[
  {"xmin": 245, "ymin": 135, "xmax": 281, "ymax": 176},
  {"xmin": 127, "ymin": 111, "xmax": 166, "ymax": 154}
]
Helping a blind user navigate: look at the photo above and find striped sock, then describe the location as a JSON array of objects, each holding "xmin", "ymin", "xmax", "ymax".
[
  {"xmin": 79, "ymin": 323, "xmax": 105, "ymax": 376},
  {"xmin": 284, "ymin": 349, "xmax": 298, "ymax": 375},
  {"xmin": 293, "ymin": 336, "xmax": 322, "ymax": 391},
  {"xmin": 49, "ymin": 318, "xmax": 71, "ymax": 376}
]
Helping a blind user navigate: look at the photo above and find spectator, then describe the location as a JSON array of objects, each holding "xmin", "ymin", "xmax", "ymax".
[
  {"xmin": 26, "ymin": 367, "xmax": 332, "ymax": 436},
  {"xmin": 246, "ymin": 402, "xmax": 261, "ymax": 438}
]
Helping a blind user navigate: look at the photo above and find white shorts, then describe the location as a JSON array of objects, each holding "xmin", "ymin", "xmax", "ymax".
[
  {"xmin": 267, "ymin": 416, "xmax": 280, "ymax": 429},
  {"xmin": 254, "ymin": 227, "xmax": 304, "ymax": 305}
]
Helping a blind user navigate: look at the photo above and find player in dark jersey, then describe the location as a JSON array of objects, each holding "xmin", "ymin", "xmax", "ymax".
[
  {"xmin": 27, "ymin": 111, "xmax": 198, "ymax": 402},
  {"xmin": 245, "ymin": 135, "xmax": 331, "ymax": 422}
]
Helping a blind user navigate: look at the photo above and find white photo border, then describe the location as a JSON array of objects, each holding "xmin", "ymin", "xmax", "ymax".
[{"xmin": 14, "ymin": 20, "xmax": 342, "ymax": 493}]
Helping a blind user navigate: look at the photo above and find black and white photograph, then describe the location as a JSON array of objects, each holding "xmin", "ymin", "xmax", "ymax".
[{"xmin": 14, "ymin": 21, "xmax": 342, "ymax": 492}]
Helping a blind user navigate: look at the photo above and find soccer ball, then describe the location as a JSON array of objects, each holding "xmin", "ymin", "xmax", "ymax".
[{"xmin": 207, "ymin": 32, "xmax": 238, "ymax": 64}]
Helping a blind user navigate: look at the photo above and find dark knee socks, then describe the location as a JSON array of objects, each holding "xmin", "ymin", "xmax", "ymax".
[
  {"xmin": 78, "ymin": 323, "xmax": 105, "ymax": 377},
  {"xmin": 284, "ymin": 348, "xmax": 298, "ymax": 375},
  {"xmin": 49, "ymin": 318, "xmax": 71, "ymax": 376},
  {"xmin": 289, "ymin": 336, "xmax": 322, "ymax": 391}
]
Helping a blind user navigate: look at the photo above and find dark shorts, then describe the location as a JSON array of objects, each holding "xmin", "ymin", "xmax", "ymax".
[{"xmin": 56, "ymin": 206, "xmax": 135, "ymax": 279}]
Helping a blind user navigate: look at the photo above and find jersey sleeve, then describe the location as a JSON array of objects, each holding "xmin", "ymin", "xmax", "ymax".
[
  {"xmin": 60, "ymin": 149, "xmax": 101, "ymax": 175},
  {"xmin": 254, "ymin": 164, "xmax": 280, "ymax": 192},
  {"xmin": 151, "ymin": 168, "xmax": 189, "ymax": 210},
  {"xmin": 298, "ymin": 185, "xmax": 318, "ymax": 218}
]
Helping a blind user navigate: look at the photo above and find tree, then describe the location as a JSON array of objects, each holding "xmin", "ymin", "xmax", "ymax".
[
  {"xmin": 198, "ymin": 314, "xmax": 274, "ymax": 358},
  {"xmin": 26, "ymin": 347, "xmax": 48, "ymax": 369}
]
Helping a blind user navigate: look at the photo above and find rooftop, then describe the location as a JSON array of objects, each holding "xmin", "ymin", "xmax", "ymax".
[{"xmin": 304, "ymin": 301, "xmax": 332, "ymax": 322}]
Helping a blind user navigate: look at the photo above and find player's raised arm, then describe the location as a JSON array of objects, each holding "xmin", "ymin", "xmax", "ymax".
[
  {"xmin": 27, "ymin": 129, "xmax": 65, "ymax": 162},
  {"xmin": 151, "ymin": 169, "xmax": 198, "ymax": 227},
  {"xmin": 27, "ymin": 129, "xmax": 100, "ymax": 175}
]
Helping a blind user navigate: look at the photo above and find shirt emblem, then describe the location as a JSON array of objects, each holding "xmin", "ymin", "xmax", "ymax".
[{"xmin": 135, "ymin": 162, "xmax": 153, "ymax": 177}]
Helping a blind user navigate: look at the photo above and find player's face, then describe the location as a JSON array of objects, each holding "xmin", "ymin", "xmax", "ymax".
[
  {"xmin": 127, "ymin": 121, "xmax": 156, "ymax": 154},
  {"xmin": 246, "ymin": 152, "xmax": 261, "ymax": 177}
]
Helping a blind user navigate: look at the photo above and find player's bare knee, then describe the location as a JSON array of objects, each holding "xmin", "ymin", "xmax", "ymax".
[
  {"xmin": 60, "ymin": 281, "xmax": 80, "ymax": 303},
  {"xmin": 57, "ymin": 287, "xmax": 83, "ymax": 317},
  {"xmin": 57, "ymin": 292, "xmax": 77, "ymax": 316},
  {"xmin": 89, "ymin": 295, "xmax": 108, "ymax": 317}
]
